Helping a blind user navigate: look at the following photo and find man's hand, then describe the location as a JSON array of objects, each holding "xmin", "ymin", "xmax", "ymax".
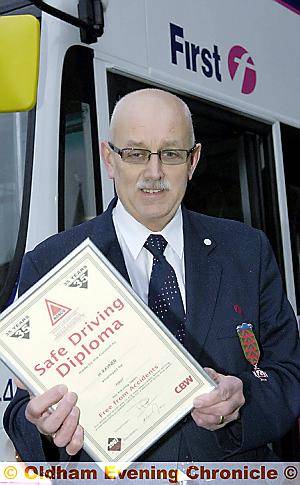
[
  {"xmin": 22, "ymin": 383, "xmax": 84, "ymax": 455},
  {"xmin": 191, "ymin": 368, "xmax": 245, "ymax": 431}
]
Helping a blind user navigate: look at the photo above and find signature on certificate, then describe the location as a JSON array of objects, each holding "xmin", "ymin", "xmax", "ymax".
[{"xmin": 136, "ymin": 396, "xmax": 166, "ymax": 422}]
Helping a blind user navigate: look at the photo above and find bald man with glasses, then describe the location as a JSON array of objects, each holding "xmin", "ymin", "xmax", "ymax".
[{"xmin": 4, "ymin": 89, "xmax": 300, "ymax": 463}]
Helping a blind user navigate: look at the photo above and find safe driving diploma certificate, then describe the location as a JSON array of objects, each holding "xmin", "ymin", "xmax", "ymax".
[{"xmin": 0, "ymin": 239, "xmax": 215, "ymax": 462}]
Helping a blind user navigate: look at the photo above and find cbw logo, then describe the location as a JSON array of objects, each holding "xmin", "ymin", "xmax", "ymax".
[
  {"xmin": 175, "ymin": 375, "xmax": 193, "ymax": 393},
  {"xmin": 228, "ymin": 45, "xmax": 257, "ymax": 94}
]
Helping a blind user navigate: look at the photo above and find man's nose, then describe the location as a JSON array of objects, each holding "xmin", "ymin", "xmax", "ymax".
[{"xmin": 143, "ymin": 153, "xmax": 164, "ymax": 179}]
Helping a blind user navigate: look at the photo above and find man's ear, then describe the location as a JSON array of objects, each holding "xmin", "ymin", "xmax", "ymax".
[
  {"xmin": 188, "ymin": 143, "xmax": 201, "ymax": 180},
  {"xmin": 101, "ymin": 141, "xmax": 115, "ymax": 179}
]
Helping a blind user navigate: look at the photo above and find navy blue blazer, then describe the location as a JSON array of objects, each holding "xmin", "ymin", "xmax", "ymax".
[{"xmin": 4, "ymin": 199, "xmax": 300, "ymax": 462}]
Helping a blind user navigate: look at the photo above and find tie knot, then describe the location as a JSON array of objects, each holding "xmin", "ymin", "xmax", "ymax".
[{"xmin": 144, "ymin": 234, "xmax": 168, "ymax": 258}]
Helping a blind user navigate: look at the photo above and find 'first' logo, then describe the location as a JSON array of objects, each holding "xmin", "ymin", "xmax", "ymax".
[
  {"xmin": 228, "ymin": 45, "xmax": 257, "ymax": 94},
  {"xmin": 175, "ymin": 375, "xmax": 193, "ymax": 393}
]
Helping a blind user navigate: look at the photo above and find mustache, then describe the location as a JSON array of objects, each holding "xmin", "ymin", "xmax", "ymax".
[{"xmin": 137, "ymin": 179, "xmax": 170, "ymax": 191}]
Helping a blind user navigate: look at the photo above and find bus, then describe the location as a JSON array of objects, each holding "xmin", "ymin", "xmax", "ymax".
[{"xmin": 0, "ymin": 0, "xmax": 299, "ymax": 460}]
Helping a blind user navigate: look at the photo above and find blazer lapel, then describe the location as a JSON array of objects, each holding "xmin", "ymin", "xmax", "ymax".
[
  {"xmin": 87, "ymin": 197, "xmax": 131, "ymax": 285},
  {"xmin": 105, "ymin": 239, "xmax": 131, "ymax": 283},
  {"xmin": 183, "ymin": 208, "xmax": 222, "ymax": 358}
]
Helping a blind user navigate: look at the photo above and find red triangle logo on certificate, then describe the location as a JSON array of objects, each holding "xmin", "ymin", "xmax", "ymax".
[{"xmin": 45, "ymin": 299, "xmax": 71, "ymax": 326}]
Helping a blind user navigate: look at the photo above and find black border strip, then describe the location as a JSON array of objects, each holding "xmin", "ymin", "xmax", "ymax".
[{"xmin": 273, "ymin": 0, "xmax": 300, "ymax": 15}]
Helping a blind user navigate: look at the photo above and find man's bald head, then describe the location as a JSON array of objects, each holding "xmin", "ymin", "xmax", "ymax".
[{"xmin": 109, "ymin": 88, "xmax": 195, "ymax": 147}]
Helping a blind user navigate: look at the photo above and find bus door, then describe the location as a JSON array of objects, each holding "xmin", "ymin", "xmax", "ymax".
[
  {"xmin": 105, "ymin": 71, "xmax": 299, "ymax": 460},
  {"xmin": 281, "ymin": 124, "xmax": 300, "ymax": 320}
]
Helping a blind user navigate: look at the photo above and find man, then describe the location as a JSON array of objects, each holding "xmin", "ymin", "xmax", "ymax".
[{"xmin": 4, "ymin": 89, "xmax": 300, "ymax": 462}]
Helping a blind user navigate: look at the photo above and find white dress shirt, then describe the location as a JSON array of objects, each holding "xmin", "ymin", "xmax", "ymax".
[{"xmin": 112, "ymin": 200, "xmax": 186, "ymax": 310}]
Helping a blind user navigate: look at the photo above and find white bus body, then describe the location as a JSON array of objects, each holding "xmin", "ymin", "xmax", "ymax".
[{"xmin": 0, "ymin": 0, "xmax": 299, "ymax": 460}]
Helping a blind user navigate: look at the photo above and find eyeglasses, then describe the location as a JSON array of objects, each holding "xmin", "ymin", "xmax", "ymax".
[{"xmin": 108, "ymin": 142, "xmax": 196, "ymax": 165}]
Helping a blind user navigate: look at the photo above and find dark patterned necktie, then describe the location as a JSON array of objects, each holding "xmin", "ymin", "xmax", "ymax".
[{"xmin": 144, "ymin": 234, "xmax": 186, "ymax": 343}]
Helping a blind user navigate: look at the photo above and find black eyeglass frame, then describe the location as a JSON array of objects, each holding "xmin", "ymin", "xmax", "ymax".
[{"xmin": 108, "ymin": 142, "xmax": 197, "ymax": 165}]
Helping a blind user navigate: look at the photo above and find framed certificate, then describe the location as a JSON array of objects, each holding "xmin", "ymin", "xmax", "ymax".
[{"xmin": 0, "ymin": 239, "xmax": 215, "ymax": 462}]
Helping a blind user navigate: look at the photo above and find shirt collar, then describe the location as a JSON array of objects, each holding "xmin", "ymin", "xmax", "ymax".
[{"xmin": 113, "ymin": 199, "xmax": 184, "ymax": 260}]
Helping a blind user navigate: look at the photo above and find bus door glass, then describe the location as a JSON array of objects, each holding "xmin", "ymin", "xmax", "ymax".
[
  {"xmin": 58, "ymin": 46, "xmax": 102, "ymax": 232},
  {"xmin": 0, "ymin": 112, "xmax": 28, "ymax": 302}
]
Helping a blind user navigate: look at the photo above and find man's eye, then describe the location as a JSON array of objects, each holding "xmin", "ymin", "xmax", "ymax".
[
  {"xmin": 163, "ymin": 150, "xmax": 181, "ymax": 158},
  {"xmin": 127, "ymin": 150, "xmax": 146, "ymax": 158}
]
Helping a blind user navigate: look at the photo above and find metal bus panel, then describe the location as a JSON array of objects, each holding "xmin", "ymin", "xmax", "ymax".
[{"xmin": 1, "ymin": 0, "xmax": 299, "ymax": 462}]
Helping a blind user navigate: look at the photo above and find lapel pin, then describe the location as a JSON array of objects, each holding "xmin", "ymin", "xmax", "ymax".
[
  {"xmin": 236, "ymin": 322, "xmax": 268, "ymax": 381},
  {"xmin": 204, "ymin": 238, "xmax": 212, "ymax": 246}
]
